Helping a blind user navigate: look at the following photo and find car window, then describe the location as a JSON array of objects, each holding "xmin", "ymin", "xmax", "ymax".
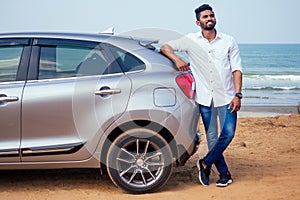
[
  {"xmin": 0, "ymin": 46, "xmax": 23, "ymax": 82},
  {"xmin": 38, "ymin": 45, "xmax": 120, "ymax": 80},
  {"xmin": 108, "ymin": 45, "xmax": 145, "ymax": 72}
]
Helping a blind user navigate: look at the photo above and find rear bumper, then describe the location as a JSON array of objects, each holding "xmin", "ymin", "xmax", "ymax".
[{"xmin": 176, "ymin": 131, "xmax": 201, "ymax": 166}]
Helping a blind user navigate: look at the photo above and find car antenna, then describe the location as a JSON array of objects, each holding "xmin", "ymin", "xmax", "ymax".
[{"xmin": 99, "ymin": 27, "xmax": 114, "ymax": 35}]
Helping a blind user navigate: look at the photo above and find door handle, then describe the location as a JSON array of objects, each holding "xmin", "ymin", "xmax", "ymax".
[
  {"xmin": 0, "ymin": 96, "xmax": 19, "ymax": 103},
  {"xmin": 94, "ymin": 89, "xmax": 121, "ymax": 95}
]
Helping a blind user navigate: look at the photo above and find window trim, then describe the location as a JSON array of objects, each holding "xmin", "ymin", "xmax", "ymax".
[
  {"xmin": 0, "ymin": 38, "xmax": 31, "ymax": 47},
  {"xmin": 33, "ymin": 38, "xmax": 101, "ymax": 49}
]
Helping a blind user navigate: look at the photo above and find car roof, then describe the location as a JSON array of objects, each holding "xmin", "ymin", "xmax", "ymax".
[
  {"xmin": 0, "ymin": 32, "xmax": 113, "ymax": 42},
  {"xmin": 0, "ymin": 32, "xmax": 159, "ymax": 50}
]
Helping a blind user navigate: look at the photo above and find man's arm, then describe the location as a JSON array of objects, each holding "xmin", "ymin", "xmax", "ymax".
[
  {"xmin": 229, "ymin": 70, "xmax": 243, "ymax": 113},
  {"xmin": 160, "ymin": 44, "xmax": 190, "ymax": 71},
  {"xmin": 233, "ymin": 70, "xmax": 242, "ymax": 94}
]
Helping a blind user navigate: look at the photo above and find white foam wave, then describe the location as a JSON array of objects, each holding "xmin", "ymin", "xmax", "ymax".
[
  {"xmin": 244, "ymin": 86, "xmax": 300, "ymax": 90},
  {"xmin": 244, "ymin": 75, "xmax": 300, "ymax": 81}
]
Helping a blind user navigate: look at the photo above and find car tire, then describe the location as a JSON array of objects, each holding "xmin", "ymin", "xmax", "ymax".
[{"xmin": 106, "ymin": 128, "xmax": 173, "ymax": 194}]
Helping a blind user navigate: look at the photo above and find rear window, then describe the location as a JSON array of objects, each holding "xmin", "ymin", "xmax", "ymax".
[{"xmin": 107, "ymin": 45, "xmax": 146, "ymax": 72}]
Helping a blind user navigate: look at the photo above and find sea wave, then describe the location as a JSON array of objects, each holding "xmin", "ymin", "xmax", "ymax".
[
  {"xmin": 244, "ymin": 86, "xmax": 300, "ymax": 90},
  {"xmin": 244, "ymin": 95, "xmax": 269, "ymax": 99},
  {"xmin": 244, "ymin": 74, "xmax": 300, "ymax": 81}
]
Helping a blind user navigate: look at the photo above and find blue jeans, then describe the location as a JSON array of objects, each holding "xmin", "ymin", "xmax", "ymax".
[{"xmin": 199, "ymin": 101, "xmax": 237, "ymax": 174}]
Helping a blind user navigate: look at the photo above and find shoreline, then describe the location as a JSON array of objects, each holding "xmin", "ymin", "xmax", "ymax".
[{"xmin": 238, "ymin": 105, "xmax": 299, "ymax": 118}]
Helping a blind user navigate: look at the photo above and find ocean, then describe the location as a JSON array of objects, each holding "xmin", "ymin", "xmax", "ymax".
[{"xmin": 240, "ymin": 44, "xmax": 300, "ymax": 106}]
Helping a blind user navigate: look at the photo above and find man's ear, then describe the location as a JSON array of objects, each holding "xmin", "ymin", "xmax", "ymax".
[{"xmin": 196, "ymin": 21, "xmax": 201, "ymax": 27}]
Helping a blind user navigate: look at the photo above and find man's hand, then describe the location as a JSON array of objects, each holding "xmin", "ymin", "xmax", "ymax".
[
  {"xmin": 174, "ymin": 58, "xmax": 190, "ymax": 71},
  {"xmin": 229, "ymin": 97, "xmax": 241, "ymax": 113},
  {"xmin": 160, "ymin": 44, "xmax": 190, "ymax": 71},
  {"xmin": 230, "ymin": 70, "xmax": 243, "ymax": 113}
]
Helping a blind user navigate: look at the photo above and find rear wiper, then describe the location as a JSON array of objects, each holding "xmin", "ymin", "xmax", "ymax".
[{"xmin": 139, "ymin": 39, "xmax": 159, "ymax": 50}]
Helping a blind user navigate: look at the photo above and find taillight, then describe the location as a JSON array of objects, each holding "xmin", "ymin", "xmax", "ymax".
[{"xmin": 175, "ymin": 73, "xmax": 195, "ymax": 99}]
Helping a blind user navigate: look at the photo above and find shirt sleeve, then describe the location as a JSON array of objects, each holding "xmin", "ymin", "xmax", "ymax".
[
  {"xmin": 166, "ymin": 34, "xmax": 193, "ymax": 52},
  {"xmin": 229, "ymin": 38, "xmax": 243, "ymax": 73}
]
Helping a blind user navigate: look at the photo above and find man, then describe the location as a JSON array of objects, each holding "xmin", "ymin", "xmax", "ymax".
[{"xmin": 160, "ymin": 4, "xmax": 243, "ymax": 187}]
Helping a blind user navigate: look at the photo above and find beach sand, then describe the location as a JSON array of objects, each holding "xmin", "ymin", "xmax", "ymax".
[{"xmin": 0, "ymin": 106, "xmax": 299, "ymax": 200}]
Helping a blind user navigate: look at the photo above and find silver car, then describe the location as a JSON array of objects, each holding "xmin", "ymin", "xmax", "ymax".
[{"xmin": 0, "ymin": 32, "xmax": 199, "ymax": 193}]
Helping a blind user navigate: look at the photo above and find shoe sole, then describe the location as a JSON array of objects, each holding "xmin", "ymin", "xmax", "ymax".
[
  {"xmin": 197, "ymin": 159, "xmax": 209, "ymax": 186},
  {"xmin": 216, "ymin": 179, "xmax": 233, "ymax": 187}
]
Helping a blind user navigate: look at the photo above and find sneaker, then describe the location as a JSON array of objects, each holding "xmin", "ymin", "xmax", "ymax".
[
  {"xmin": 216, "ymin": 172, "xmax": 233, "ymax": 187},
  {"xmin": 197, "ymin": 159, "xmax": 211, "ymax": 186}
]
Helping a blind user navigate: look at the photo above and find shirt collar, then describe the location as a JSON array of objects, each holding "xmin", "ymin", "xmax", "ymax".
[{"xmin": 196, "ymin": 30, "xmax": 222, "ymax": 41}]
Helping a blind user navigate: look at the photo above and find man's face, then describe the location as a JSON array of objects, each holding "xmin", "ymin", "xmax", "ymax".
[{"xmin": 197, "ymin": 10, "xmax": 216, "ymax": 30}]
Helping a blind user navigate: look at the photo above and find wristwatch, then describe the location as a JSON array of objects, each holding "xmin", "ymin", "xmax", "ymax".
[{"xmin": 235, "ymin": 93, "xmax": 243, "ymax": 99}]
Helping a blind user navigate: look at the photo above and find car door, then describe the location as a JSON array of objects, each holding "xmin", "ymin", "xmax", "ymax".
[
  {"xmin": 0, "ymin": 38, "xmax": 31, "ymax": 162},
  {"xmin": 21, "ymin": 38, "xmax": 132, "ymax": 162}
]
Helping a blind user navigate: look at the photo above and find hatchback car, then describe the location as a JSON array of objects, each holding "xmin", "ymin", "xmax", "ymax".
[{"xmin": 0, "ymin": 32, "xmax": 199, "ymax": 193}]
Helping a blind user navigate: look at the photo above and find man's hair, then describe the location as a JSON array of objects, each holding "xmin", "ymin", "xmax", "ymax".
[{"xmin": 195, "ymin": 4, "xmax": 213, "ymax": 21}]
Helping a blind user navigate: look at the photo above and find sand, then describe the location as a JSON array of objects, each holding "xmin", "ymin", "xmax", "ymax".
[{"xmin": 0, "ymin": 106, "xmax": 299, "ymax": 200}]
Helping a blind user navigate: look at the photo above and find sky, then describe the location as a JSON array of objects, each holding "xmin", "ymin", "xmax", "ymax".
[{"xmin": 0, "ymin": 0, "xmax": 299, "ymax": 44}]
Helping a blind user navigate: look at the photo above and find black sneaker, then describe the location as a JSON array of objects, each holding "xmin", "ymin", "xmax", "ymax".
[
  {"xmin": 197, "ymin": 159, "xmax": 211, "ymax": 186},
  {"xmin": 216, "ymin": 172, "xmax": 233, "ymax": 187}
]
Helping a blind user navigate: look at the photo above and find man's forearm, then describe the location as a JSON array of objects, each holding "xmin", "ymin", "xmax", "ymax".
[
  {"xmin": 160, "ymin": 44, "xmax": 179, "ymax": 62},
  {"xmin": 233, "ymin": 70, "xmax": 242, "ymax": 93},
  {"xmin": 160, "ymin": 44, "xmax": 190, "ymax": 71}
]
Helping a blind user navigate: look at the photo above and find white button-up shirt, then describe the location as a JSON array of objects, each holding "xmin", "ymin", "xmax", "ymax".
[{"xmin": 167, "ymin": 31, "xmax": 243, "ymax": 107}]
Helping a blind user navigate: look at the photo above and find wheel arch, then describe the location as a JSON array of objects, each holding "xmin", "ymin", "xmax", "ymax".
[{"xmin": 100, "ymin": 120, "xmax": 178, "ymax": 170}]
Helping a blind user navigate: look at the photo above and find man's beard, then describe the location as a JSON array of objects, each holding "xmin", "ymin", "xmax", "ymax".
[
  {"xmin": 203, "ymin": 25, "xmax": 215, "ymax": 30},
  {"xmin": 201, "ymin": 21, "xmax": 216, "ymax": 30}
]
